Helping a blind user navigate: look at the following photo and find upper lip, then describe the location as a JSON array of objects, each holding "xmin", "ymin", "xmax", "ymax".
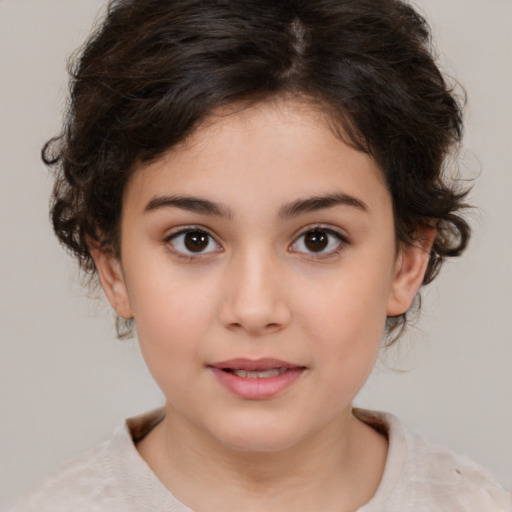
[{"xmin": 209, "ymin": 358, "xmax": 304, "ymax": 371}]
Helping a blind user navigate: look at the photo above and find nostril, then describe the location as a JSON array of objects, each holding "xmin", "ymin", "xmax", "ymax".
[{"xmin": 219, "ymin": 289, "xmax": 291, "ymax": 334}]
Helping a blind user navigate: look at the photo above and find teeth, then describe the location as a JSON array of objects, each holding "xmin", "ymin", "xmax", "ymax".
[{"xmin": 231, "ymin": 368, "xmax": 288, "ymax": 379}]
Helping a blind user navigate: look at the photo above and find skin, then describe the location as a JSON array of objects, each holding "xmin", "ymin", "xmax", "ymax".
[{"xmin": 92, "ymin": 98, "xmax": 433, "ymax": 511}]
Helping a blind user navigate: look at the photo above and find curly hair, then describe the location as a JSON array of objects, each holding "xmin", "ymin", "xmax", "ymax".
[{"xmin": 44, "ymin": 0, "xmax": 470, "ymax": 340}]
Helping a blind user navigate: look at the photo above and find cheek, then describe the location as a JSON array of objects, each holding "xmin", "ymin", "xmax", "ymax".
[
  {"xmin": 126, "ymin": 248, "xmax": 216, "ymax": 332},
  {"xmin": 300, "ymin": 262, "xmax": 392, "ymax": 340},
  {"xmin": 124, "ymin": 265, "xmax": 218, "ymax": 385},
  {"xmin": 297, "ymin": 265, "xmax": 391, "ymax": 392}
]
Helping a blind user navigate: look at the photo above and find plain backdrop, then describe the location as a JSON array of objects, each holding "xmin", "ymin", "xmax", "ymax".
[{"xmin": 1, "ymin": 0, "xmax": 511, "ymax": 508}]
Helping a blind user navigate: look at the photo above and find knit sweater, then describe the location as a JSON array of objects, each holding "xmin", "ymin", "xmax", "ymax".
[{"xmin": 12, "ymin": 408, "xmax": 510, "ymax": 511}]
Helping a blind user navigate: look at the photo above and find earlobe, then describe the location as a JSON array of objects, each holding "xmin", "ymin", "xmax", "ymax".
[
  {"xmin": 89, "ymin": 246, "xmax": 133, "ymax": 319},
  {"xmin": 386, "ymin": 226, "xmax": 436, "ymax": 317}
]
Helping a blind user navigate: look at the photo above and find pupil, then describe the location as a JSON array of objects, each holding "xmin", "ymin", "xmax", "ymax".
[
  {"xmin": 184, "ymin": 231, "xmax": 209, "ymax": 252},
  {"xmin": 305, "ymin": 231, "xmax": 328, "ymax": 252}
]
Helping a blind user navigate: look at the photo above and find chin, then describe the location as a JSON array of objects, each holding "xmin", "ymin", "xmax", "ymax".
[{"xmin": 211, "ymin": 416, "xmax": 306, "ymax": 454}]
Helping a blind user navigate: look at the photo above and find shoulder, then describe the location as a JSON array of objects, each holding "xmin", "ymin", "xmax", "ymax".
[
  {"xmin": 10, "ymin": 409, "xmax": 179, "ymax": 512},
  {"xmin": 11, "ymin": 435, "xmax": 123, "ymax": 512},
  {"xmin": 403, "ymin": 427, "xmax": 510, "ymax": 511},
  {"xmin": 355, "ymin": 409, "xmax": 510, "ymax": 512}
]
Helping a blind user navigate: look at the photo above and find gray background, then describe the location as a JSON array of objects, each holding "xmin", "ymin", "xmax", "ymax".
[{"xmin": 1, "ymin": 0, "xmax": 511, "ymax": 508}]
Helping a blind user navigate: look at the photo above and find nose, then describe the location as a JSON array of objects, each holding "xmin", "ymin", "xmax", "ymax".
[{"xmin": 219, "ymin": 247, "xmax": 291, "ymax": 336}]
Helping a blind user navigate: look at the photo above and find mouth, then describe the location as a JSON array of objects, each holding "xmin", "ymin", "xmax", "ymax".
[
  {"xmin": 221, "ymin": 367, "xmax": 289, "ymax": 379},
  {"xmin": 208, "ymin": 358, "xmax": 306, "ymax": 399}
]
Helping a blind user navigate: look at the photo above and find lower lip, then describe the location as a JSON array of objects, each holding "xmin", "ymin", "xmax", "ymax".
[{"xmin": 209, "ymin": 367, "xmax": 304, "ymax": 399}]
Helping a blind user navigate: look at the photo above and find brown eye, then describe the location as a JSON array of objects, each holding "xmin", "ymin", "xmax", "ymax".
[
  {"xmin": 184, "ymin": 231, "xmax": 209, "ymax": 252},
  {"xmin": 169, "ymin": 229, "xmax": 221, "ymax": 255},
  {"xmin": 304, "ymin": 231, "xmax": 328, "ymax": 252},
  {"xmin": 290, "ymin": 228, "xmax": 345, "ymax": 255}
]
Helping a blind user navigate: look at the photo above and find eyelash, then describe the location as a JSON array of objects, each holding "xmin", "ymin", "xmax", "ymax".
[
  {"xmin": 163, "ymin": 225, "xmax": 349, "ymax": 260},
  {"xmin": 289, "ymin": 225, "xmax": 348, "ymax": 258},
  {"xmin": 163, "ymin": 226, "xmax": 222, "ymax": 259}
]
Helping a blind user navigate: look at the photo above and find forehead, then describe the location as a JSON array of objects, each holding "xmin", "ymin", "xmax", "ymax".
[{"xmin": 125, "ymin": 98, "xmax": 391, "ymax": 218}]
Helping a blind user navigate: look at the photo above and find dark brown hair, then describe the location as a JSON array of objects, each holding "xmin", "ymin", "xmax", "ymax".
[{"xmin": 44, "ymin": 0, "xmax": 470, "ymax": 340}]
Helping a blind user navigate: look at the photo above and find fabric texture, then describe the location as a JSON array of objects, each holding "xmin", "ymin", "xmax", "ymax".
[{"xmin": 12, "ymin": 409, "xmax": 510, "ymax": 512}]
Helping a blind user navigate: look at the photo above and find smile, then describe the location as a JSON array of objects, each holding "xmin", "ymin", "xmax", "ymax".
[
  {"xmin": 208, "ymin": 358, "xmax": 306, "ymax": 399},
  {"xmin": 224, "ymin": 367, "xmax": 288, "ymax": 379}
]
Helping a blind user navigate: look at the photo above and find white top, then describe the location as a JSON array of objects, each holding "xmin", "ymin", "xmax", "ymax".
[{"xmin": 12, "ymin": 409, "xmax": 510, "ymax": 512}]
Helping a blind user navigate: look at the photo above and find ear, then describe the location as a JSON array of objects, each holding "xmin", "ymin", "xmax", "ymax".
[
  {"xmin": 386, "ymin": 226, "xmax": 436, "ymax": 317},
  {"xmin": 89, "ymin": 245, "xmax": 133, "ymax": 319}
]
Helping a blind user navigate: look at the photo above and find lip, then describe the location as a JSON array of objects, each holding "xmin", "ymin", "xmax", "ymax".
[{"xmin": 208, "ymin": 358, "xmax": 306, "ymax": 399}]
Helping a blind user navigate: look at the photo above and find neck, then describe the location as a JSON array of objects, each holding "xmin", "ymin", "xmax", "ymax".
[{"xmin": 137, "ymin": 404, "xmax": 388, "ymax": 512}]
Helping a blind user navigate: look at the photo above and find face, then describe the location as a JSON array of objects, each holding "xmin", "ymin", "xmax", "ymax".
[{"xmin": 94, "ymin": 98, "xmax": 429, "ymax": 453}]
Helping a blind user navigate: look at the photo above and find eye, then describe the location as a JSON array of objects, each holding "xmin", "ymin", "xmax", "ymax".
[
  {"xmin": 290, "ymin": 228, "xmax": 346, "ymax": 255},
  {"xmin": 167, "ymin": 228, "xmax": 221, "ymax": 255}
]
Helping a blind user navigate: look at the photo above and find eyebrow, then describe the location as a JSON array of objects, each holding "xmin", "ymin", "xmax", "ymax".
[
  {"xmin": 144, "ymin": 195, "xmax": 234, "ymax": 218},
  {"xmin": 278, "ymin": 192, "xmax": 368, "ymax": 218},
  {"xmin": 144, "ymin": 192, "xmax": 368, "ymax": 218}
]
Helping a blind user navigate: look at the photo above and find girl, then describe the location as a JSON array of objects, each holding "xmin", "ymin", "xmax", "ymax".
[{"xmin": 9, "ymin": 0, "xmax": 509, "ymax": 510}]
